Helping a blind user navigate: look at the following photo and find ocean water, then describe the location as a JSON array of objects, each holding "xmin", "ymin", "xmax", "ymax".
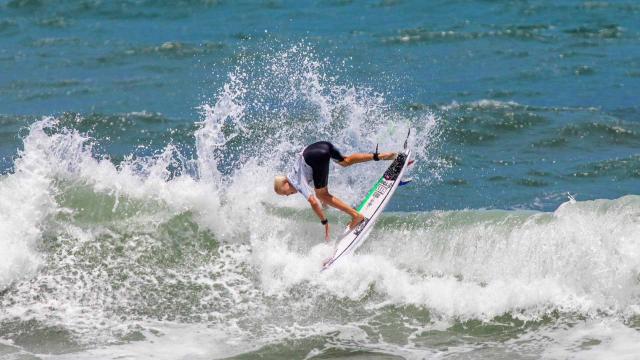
[{"xmin": 1, "ymin": 0, "xmax": 640, "ymax": 359}]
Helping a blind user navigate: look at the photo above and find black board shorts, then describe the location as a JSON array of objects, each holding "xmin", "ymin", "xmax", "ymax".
[{"xmin": 303, "ymin": 141, "xmax": 345, "ymax": 189}]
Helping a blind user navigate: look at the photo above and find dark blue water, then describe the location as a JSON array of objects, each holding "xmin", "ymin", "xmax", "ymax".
[{"xmin": 2, "ymin": 0, "xmax": 639, "ymax": 211}]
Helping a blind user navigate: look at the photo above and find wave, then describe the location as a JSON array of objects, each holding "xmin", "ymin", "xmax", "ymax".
[
  {"xmin": 0, "ymin": 120, "xmax": 63, "ymax": 288},
  {"xmin": 5, "ymin": 0, "xmax": 44, "ymax": 9},
  {"xmin": 432, "ymin": 100, "xmax": 640, "ymax": 150},
  {"xmin": 4, "ymin": 131, "xmax": 640, "ymax": 317},
  {"xmin": 0, "ymin": 44, "xmax": 440, "ymax": 345},
  {"xmin": 0, "ymin": 60, "xmax": 425, "ymax": 355},
  {"xmin": 381, "ymin": 25, "xmax": 553, "ymax": 45},
  {"xmin": 560, "ymin": 121, "xmax": 640, "ymax": 143},
  {"xmin": 92, "ymin": 41, "xmax": 225, "ymax": 64},
  {"xmin": 564, "ymin": 24, "xmax": 624, "ymax": 39},
  {"xmin": 438, "ymin": 99, "xmax": 599, "ymax": 113},
  {"xmin": 4, "ymin": 0, "xmax": 223, "ymax": 19},
  {"xmin": 1, "ymin": 44, "xmax": 639, "ymax": 359},
  {"xmin": 265, "ymin": 196, "xmax": 640, "ymax": 320},
  {"xmin": 0, "ymin": 19, "xmax": 17, "ymax": 33},
  {"xmin": 571, "ymin": 156, "xmax": 640, "ymax": 179}
]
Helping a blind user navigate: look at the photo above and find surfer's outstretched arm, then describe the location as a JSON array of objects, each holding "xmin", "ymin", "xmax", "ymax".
[
  {"xmin": 308, "ymin": 196, "xmax": 330, "ymax": 241},
  {"xmin": 338, "ymin": 152, "xmax": 395, "ymax": 167}
]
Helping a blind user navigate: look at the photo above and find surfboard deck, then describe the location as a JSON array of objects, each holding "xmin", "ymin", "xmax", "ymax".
[{"xmin": 322, "ymin": 145, "xmax": 412, "ymax": 271}]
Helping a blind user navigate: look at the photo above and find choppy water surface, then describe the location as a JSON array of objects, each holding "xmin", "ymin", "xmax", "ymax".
[{"xmin": 1, "ymin": 1, "xmax": 639, "ymax": 359}]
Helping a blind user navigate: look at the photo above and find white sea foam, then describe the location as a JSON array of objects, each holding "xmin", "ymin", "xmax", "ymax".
[
  {"xmin": 0, "ymin": 119, "xmax": 66, "ymax": 288},
  {"xmin": 44, "ymin": 322, "xmax": 247, "ymax": 360},
  {"xmin": 541, "ymin": 320, "xmax": 640, "ymax": 360},
  {"xmin": 254, "ymin": 197, "xmax": 640, "ymax": 321}
]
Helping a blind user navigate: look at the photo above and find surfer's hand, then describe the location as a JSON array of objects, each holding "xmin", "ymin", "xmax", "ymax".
[{"xmin": 324, "ymin": 223, "xmax": 330, "ymax": 242}]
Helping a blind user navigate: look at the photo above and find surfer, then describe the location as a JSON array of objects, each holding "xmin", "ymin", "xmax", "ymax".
[{"xmin": 273, "ymin": 141, "xmax": 395, "ymax": 241}]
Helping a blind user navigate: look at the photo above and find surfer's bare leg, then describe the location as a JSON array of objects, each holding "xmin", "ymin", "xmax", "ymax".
[
  {"xmin": 314, "ymin": 187, "xmax": 364, "ymax": 229},
  {"xmin": 338, "ymin": 152, "xmax": 395, "ymax": 167}
]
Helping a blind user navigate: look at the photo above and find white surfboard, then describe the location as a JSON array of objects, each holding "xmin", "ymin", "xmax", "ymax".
[{"xmin": 322, "ymin": 133, "xmax": 413, "ymax": 271}]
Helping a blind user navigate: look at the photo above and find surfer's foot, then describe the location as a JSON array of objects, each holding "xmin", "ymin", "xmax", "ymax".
[
  {"xmin": 348, "ymin": 213, "xmax": 365, "ymax": 230},
  {"xmin": 379, "ymin": 152, "xmax": 397, "ymax": 161}
]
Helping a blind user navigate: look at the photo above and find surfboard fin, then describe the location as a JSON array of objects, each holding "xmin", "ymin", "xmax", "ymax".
[
  {"xmin": 399, "ymin": 178, "xmax": 413, "ymax": 186},
  {"xmin": 403, "ymin": 128, "xmax": 411, "ymax": 149}
]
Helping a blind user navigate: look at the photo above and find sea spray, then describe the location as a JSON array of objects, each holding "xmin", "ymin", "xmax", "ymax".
[{"xmin": 0, "ymin": 119, "xmax": 74, "ymax": 288}]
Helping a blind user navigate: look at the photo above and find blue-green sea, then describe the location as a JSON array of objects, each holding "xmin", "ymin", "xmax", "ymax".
[{"xmin": 1, "ymin": 1, "xmax": 639, "ymax": 359}]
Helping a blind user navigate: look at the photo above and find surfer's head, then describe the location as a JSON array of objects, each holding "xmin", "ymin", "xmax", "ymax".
[{"xmin": 274, "ymin": 175, "xmax": 297, "ymax": 196}]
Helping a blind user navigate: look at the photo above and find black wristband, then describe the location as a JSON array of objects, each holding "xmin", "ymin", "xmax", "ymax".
[
  {"xmin": 372, "ymin": 152, "xmax": 380, "ymax": 161},
  {"xmin": 321, "ymin": 219, "xmax": 328, "ymax": 225}
]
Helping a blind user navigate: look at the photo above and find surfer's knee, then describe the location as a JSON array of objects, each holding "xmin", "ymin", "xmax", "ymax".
[
  {"xmin": 307, "ymin": 196, "xmax": 318, "ymax": 206},
  {"xmin": 315, "ymin": 188, "xmax": 332, "ymax": 201}
]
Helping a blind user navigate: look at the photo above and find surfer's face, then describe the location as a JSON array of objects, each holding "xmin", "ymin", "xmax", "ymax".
[{"xmin": 280, "ymin": 181, "xmax": 297, "ymax": 196}]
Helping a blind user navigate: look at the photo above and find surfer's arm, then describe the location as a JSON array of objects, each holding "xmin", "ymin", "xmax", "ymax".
[
  {"xmin": 308, "ymin": 196, "xmax": 326, "ymax": 221},
  {"xmin": 338, "ymin": 152, "xmax": 396, "ymax": 167},
  {"xmin": 308, "ymin": 196, "xmax": 330, "ymax": 241}
]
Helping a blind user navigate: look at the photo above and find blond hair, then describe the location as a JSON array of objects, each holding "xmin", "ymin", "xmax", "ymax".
[{"xmin": 274, "ymin": 175, "xmax": 287, "ymax": 194}]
